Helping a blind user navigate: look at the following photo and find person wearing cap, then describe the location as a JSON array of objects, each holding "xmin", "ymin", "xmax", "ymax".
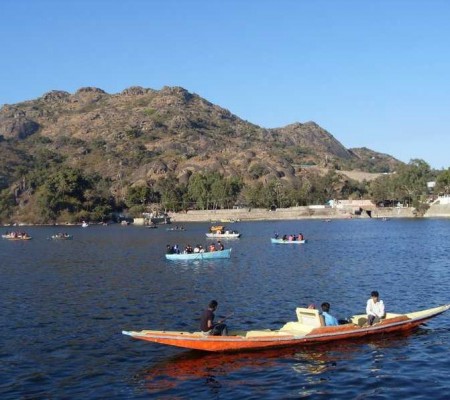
[{"xmin": 366, "ymin": 290, "xmax": 385, "ymax": 325}]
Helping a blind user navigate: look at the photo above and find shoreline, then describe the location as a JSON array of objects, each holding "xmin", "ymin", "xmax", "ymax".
[
  {"xmin": 4, "ymin": 204, "xmax": 449, "ymax": 227},
  {"xmin": 167, "ymin": 202, "xmax": 450, "ymax": 223},
  {"xmin": 167, "ymin": 206, "xmax": 418, "ymax": 223}
]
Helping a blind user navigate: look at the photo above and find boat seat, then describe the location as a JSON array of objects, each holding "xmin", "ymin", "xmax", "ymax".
[
  {"xmin": 351, "ymin": 312, "xmax": 401, "ymax": 327},
  {"xmin": 279, "ymin": 321, "xmax": 315, "ymax": 334},
  {"xmin": 295, "ymin": 307, "xmax": 324, "ymax": 327},
  {"xmin": 351, "ymin": 316, "xmax": 368, "ymax": 327},
  {"xmin": 280, "ymin": 308, "xmax": 324, "ymax": 333}
]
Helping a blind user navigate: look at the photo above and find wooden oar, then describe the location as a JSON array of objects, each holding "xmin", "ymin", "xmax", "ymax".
[{"xmin": 218, "ymin": 312, "xmax": 234, "ymax": 324}]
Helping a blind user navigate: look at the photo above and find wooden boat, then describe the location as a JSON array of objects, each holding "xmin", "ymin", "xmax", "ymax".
[
  {"xmin": 165, "ymin": 248, "xmax": 232, "ymax": 260},
  {"xmin": 206, "ymin": 231, "xmax": 241, "ymax": 238},
  {"xmin": 271, "ymin": 238, "xmax": 306, "ymax": 244},
  {"xmin": 206, "ymin": 226, "xmax": 241, "ymax": 238},
  {"xmin": 122, "ymin": 304, "xmax": 450, "ymax": 353},
  {"xmin": 2, "ymin": 233, "xmax": 32, "ymax": 240}
]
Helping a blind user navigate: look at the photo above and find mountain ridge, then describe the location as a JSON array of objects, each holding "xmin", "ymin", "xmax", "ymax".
[{"xmin": 0, "ymin": 85, "xmax": 402, "ymax": 220}]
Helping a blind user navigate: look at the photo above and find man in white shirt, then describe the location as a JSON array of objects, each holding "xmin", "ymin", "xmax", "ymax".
[{"xmin": 366, "ymin": 290, "xmax": 385, "ymax": 325}]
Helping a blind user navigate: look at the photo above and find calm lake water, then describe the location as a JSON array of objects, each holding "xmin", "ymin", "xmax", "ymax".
[{"xmin": 1, "ymin": 219, "xmax": 449, "ymax": 399}]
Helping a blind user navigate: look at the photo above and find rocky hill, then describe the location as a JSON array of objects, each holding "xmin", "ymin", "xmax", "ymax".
[
  {"xmin": 0, "ymin": 85, "xmax": 408, "ymax": 223},
  {"xmin": 0, "ymin": 85, "xmax": 401, "ymax": 196}
]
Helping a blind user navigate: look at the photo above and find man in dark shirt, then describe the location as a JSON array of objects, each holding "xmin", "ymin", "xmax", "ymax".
[{"xmin": 200, "ymin": 300, "xmax": 228, "ymax": 336}]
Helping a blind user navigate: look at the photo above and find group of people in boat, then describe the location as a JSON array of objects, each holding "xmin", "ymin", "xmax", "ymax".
[
  {"xmin": 2, "ymin": 231, "xmax": 31, "ymax": 239},
  {"xmin": 168, "ymin": 225, "xmax": 185, "ymax": 231},
  {"xmin": 274, "ymin": 233, "xmax": 305, "ymax": 241},
  {"xmin": 52, "ymin": 232, "xmax": 72, "ymax": 239},
  {"xmin": 200, "ymin": 291, "xmax": 385, "ymax": 336},
  {"xmin": 166, "ymin": 240, "xmax": 225, "ymax": 254},
  {"xmin": 209, "ymin": 226, "xmax": 238, "ymax": 234}
]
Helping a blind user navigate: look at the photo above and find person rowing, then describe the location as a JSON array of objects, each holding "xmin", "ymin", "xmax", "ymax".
[{"xmin": 200, "ymin": 300, "xmax": 231, "ymax": 336}]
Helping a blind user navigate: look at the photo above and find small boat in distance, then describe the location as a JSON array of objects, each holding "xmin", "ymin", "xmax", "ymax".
[
  {"xmin": 271, "ymin": 233, "xmax": 306, "ymax": 244},
  {"xmin": 165, "ymin": 248, "xmax": 232, "ymax": 261},
  {"xmin": 271, "ymin": 238, "xmax": 306, "ymax": 244},
  {"xmin": 2, "ymin": 231, "xmax": 32, "ymax": 240},
  {"xmin": 123, "ymin": 304, "xmax": 450, "ymax": 353},
  {"xmin": 206, "ymin": 225, "xmax": 241, "ymax": 239},
  {"xmin": 51, "ymin": 233, "xmax": 73, "ymax": 240},
  {"xmin": 167, "ymin": 225, "xmax": 186, "ymax": 231}
]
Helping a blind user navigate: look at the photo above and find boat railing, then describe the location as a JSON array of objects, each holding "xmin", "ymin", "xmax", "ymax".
[{"xmin": 246, "ymin": 330, "xmax": 291, "ymax": 338}]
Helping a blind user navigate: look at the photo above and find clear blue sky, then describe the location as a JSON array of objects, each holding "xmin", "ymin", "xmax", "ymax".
[{"xmin": 1, "ymin": 0, "xmax": 449, "ymax": 169}]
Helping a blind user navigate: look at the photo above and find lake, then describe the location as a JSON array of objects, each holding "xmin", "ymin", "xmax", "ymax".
[{"xmin": 1, "ymin": 219, "xmax": 449, "ymax": 399}]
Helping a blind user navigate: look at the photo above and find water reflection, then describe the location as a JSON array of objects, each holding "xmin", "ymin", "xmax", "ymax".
[
  {"xmin": 141, "ymin": 347, "xmax": 287, "ymax": 391},
  {"xmin": 138, "ymin": 331, "xmax": 415, "ymax": 395},
  {"xmin": 291, "ymin": 333, "xmax": 411, "ymax": 377}
]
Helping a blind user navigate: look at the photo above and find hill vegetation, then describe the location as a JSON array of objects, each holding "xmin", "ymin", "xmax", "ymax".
[{"xmin": 0, "ymin": 86, "xmax": 447, "ymax": 224}]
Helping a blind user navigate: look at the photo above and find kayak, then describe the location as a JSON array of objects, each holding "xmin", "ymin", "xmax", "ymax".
[
  {"xmin": 271, "ymin": 238, "xmax": 306, "ymax": 244},
  {"xmin": 123, "ymin": 304, "xmax": 450, "ymax": 352},
  {"xmin": 165, "ymin": 248, "xmax": 232, "ymax": 260}
]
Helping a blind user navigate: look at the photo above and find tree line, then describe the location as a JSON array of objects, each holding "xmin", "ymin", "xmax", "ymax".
[{"xmin": 1, "ymin": 158, "xmax": 449, "ymax": 224}]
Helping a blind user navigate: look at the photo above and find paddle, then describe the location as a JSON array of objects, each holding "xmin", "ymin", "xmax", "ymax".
[{"xmin": 217, "ymin": 312, "xmax": 234, "ymax": 324}]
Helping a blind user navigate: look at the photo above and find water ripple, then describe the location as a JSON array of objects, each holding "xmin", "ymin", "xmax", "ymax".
[{"xmin": 1, "ymin": 220, "xmax": 450, "ymax": 398}]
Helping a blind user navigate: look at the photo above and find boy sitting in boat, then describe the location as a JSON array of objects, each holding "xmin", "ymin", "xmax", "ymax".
[{"xmin": 366, "ymin": 290, "xmax": 386, "ymax": 325}]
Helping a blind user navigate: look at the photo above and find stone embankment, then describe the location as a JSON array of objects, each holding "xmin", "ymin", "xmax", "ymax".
[
  {"xmin": 424, "ymin": 203, "xmax": 450, "ymax": 218},
  {"xmin": 168, "ymin": 205, "xmax": 420, "ymax": 223}
]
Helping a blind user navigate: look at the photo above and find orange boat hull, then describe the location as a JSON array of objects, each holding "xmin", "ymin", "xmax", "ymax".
[{"xmin": 123, "ymin": 305, "xmax": 449, "ymax": 352}]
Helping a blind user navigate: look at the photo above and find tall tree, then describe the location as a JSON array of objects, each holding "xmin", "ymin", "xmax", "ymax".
[
  {"xmin": 435, "ymin": 168, "xmax": 450, "ymax": 195},
  {"xmin": 395, "ymin": 159, "xmax": 431, "ymax": 207},
  {"xmin": 155, "ymin": 174, "xmax": 184, "ymax": 211},
  {"xmin": 187, "ymin": 173, "xmax": 210, "ymax": 209}
]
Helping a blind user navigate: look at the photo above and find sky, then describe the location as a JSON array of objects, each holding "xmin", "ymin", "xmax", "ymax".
[{"xmin": 1, "ymin": 0, "xmax": 449, "ymax": 169}]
